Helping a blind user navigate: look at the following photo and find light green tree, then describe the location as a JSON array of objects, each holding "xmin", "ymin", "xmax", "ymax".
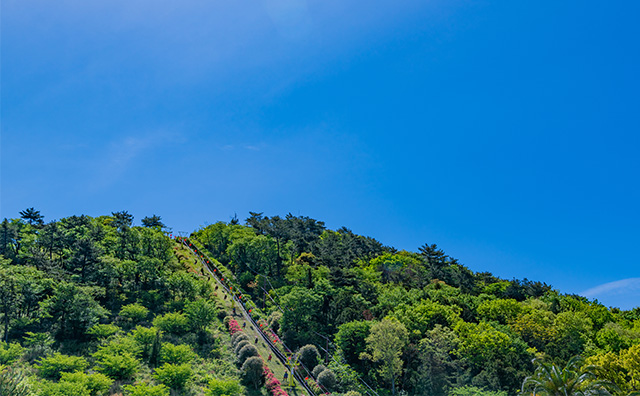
[{"xmin": 360, "ymin": 317, "xmax": 408, "ymax": 396}]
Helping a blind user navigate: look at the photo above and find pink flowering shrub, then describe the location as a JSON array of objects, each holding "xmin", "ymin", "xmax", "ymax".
[
  {"xmin": 228, "ymin": 318, "xmax": 242, "ymax": 335},
  {"xmin": 264, "ymin": 365, "xmax": 289, "ymax": 396}
]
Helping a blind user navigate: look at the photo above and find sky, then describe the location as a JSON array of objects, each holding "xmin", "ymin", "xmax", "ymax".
[{"xmin": 2, "ymin": 1, "xmax": 639, "ymax": 309}]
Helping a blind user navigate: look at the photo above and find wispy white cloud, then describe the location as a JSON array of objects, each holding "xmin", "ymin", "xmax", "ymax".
[
  {"xmin": 90, "ymin": 131, "xmax": 183, "ymax": 190},
  {"xmin": 581, "ymin": 278, "xmax": 640, "ymax": 299}
]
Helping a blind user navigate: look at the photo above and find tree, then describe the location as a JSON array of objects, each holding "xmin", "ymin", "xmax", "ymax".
[
  {"xmin": 124, "ymin": 382, "xmax": 169, "ymax": 396},
  {"xmin": 521, "ymin": 356, "xmax": 613, "ymax": 396},
  {"xmin": 184, "ymin": 298, "xmax": 216, "ymax": 335},
  {"xmin": 207, "ymin": 378, "xmax": 245, "ymax": 396},
  {"xmin": 19, "ymin": 208, "xmax": 44, "ymax": 226},
  {"xmin": 241, "ymin": 356, "xmax": 264, "ymax": 389},
  {"xmin": 297, "ymin": 344, "xmax": 320, "ymax": 370},
  {"xmin": 111, "ymin": 211, "xmax": 133, "ymax": 229},
  {"xmin": 360, "ymin": 317, "xmax": 408, "ymax": 396},
  {"xmin": 141, "ymin": 215, "xmax": 166, "ymax": 230},
  {"xmin": 40, "ymin": 282, "xmax": 108, "ymax": 340},
  {"xmin": 414, "ymin": 325, "xmax": 461, "ymax": 396},
  {"xmin": 153, "ymin": 363, "xmax": 193, "ymax": 391},
  {"xmin": 37, "ymin": 353, "xmax": 89, "ymax": 379},
  {"xmin": 335, "ymin": 320, "xmax": 372, "ymax": 370}
]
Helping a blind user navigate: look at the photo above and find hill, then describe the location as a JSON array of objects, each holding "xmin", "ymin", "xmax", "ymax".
[{"xmin": 0, "ymin": 209, "xmax": 638, "ymax": 395}]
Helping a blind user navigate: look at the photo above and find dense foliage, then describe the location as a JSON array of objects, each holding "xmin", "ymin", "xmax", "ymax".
[
  {"xmin": 0, "ymin": 210, "xmax": 242, "ymax": 396},
  {"xmin": 1, "ymin": 208, "xmax": 638, "ymax": 395},
  {"xmin": 192, "ymin": 212, "xmax": 640, "ymax": 396}
]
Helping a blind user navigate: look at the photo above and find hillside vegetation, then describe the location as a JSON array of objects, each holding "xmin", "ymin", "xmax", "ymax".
[{"xmin": 1, "ymin": 209, "xmax": 639, "ymax": 396}]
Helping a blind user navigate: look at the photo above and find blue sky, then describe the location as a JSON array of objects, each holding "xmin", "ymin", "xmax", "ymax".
[{"xmin": 2, "ymin": 1, "xmax": 639, "ymax": 309}]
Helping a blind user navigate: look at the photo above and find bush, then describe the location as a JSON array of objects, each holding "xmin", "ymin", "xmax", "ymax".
[
  {"xmin": 228, "ymin": 318, "xmax": 242, "ymax": 335},
  {"xmin": 297, "ymin": 344, "xmax": 320, "ymax": 369},
  {"xmin": 268, "ymin": 311, "xmax": 283, "ymax": 333},
  {"xmin": 38, "ymin": 380, "xmax": 91, "ymax": 396},
  {"xmin": 231, "ymin": 332, "xmax": 250, "ymax": 348},
  {"xmin": 124, "ymin": 382, "xmax": 170, "ymax": 396},
  {"xmin": 153, "ymin": 363, "xmax": 193, "ymax": 390},
  {"xmin": 60, "ymin": 371, "xmax": 113, "ymax": 396},
  {"xmin": 317, "ymin": 369, "xmax": 337, "ymax": 391},
  {"xmin": 37, "ymin": 353, "xmax": 89, "ymax": 380},
  {"xmin": 206, "ymin": 378, "xmax": 245, "ymax": 396},
  {"xmin": 241, "ymin": 356, "xmax": 264, "ymax": 389},
  {"xmin": 312, "ymin": 364, "xmax": 326, "ymax": 378},
  {"xmin": 119, "ymin": 303, "xmax": 149, "ymax": 327},
  {"xmin": 159, "ymin": 343, "xmax": 197, "ymax": 365},
  {"xmin": 237, "ymin": 344, "xmax": 259, "ymax": 365},
  {"xmin": 87, "ymin": 324, "xmax": 120, "ymax": 340},
  {"xmin": 153, "ymin": 312, "xmax": 189, "ymax": 335},
  {"xmin": 0, "ymin": 342, "xmax": 24, "ymax": 365},
  {"xmin": 234, "ymin": 340, "xmax": 251, "ymax": 356},
  {"xmin": 185, "ymin": 299, "xmax": 216, "ymax": 333},
  {"xmin": 94, "ymin": 351, "xmax": 140, "ymax": 380},
  {"xmin": 0, "ymin": 366, "xmax": 32, "ymax": 396}
]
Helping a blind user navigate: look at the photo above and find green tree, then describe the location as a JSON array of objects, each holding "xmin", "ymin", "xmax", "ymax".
[
  {"xmin": 0, "ymin": 341, "xmax": 24, "ymax": 365},
  {"xmin": 153, "ymin": 363, "xmax": 193, "ymax": 391},
  {"xmin": 521, "ymin": 356, "xmax": 613, "ymax": 396},
  {"xmin": 206, "ymin": 378, "xmax": 245, "ymax": 396},
  {"xmin": 119, "ymin": 304, "xmax": 149, "ymax": 328},
  {"xmin": 184, "ymin": 298, "xmax": 216, "ymax": 335},
  {"xmin": 124, "ymin": 382, "xmax": 169, "ymax": 396},
  {"xmin": 40, "ymin": 282, "xmax": 108, "ymax": 340},
  {"xmin": 360, "ymin": 317, "xmax": 408, "ymax": 396},
  {"xmin": 20, "ymin": 208, "xmax": 44, "ymax": 226},
  {"xmin": 37, "ymin": 353, "xmax": 89, "ymax": 380},
  {"xmin": 335, "ymin": 320, "xmax": 372, "ymax": 370},
  {"xmin": 241, "ymin": 356, "xmax": 264, "ymax": 389},
  {"xmin": 141, "ymin": 215, "xmax": 166, "ymax": 230},
  {"xmin": 153, "ymin": 312, "xmax": 189, "ymax": 335},
  {"xmin": 59, "ymin": 371, "xmax": 113, "ymax": 396},
  {"xmin": 159, "ymin": 343, "xmax": 197, "ymax": 365}
]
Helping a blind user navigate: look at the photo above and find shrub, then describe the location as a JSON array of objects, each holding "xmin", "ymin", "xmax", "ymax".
[
  {"xmin": 228, "ymin": 318, "xmax": 242, "ymax": 335},
  {"xmin": 312, "ymin": 364, "xmax": 326, "ymax": 378},
  {"xmin": 264, "ymin": 365, "xmax": 289, "ymax": 396},
  {"xmin": 297, "ymin": 344, "xmax": 319, "ymax": 370},
  {"xmin": 231, "ymin": 332, "xmax": 250, "ymax": 347},
  {"xmin": 87, "ymin": 324, "xmax": 120, "ymax": 340},
  {"xmin": 60, "ymin": 371, "xmax": 113, "ymax": 396},
  {"xmin": 130, "ymin": 326, "xmax": 160, "ymax": 360},
  {"xmin": 237, "ymin": 344, "xmax": 259, "ymax": 365},
  {"xmin": 206, "ymin": 378, "xmax": 245, "ymax": 396},
  {"xmin": 124, "ymin": 382, "xmax": 170, "ymax": 396},
  {"xmin": 268, "ymin": 311, "xmax": 283, "ymax": 333},
  {"xmin": 153, "ymin": 363, "xmax": 193, "ymax": 390},
  {"xmin": 153, "ymin": 312, "xmax": 189, "ymax": 335},
  {"xmin": 234, "ymin": 340, "xmax": 251, "ymax": 356},
  {"xmin": 241, "ymin": 356, "xmax": 264, "ymax": 389},
  {"xmin": 94, "ymin": 351, "xmax": 140, "ymax": 380},
  {"xmin": 38, "ymin": 380, "xmax": 91, "ymax": 396},
  {"xmin": 0, "ymin": 366, "xmax": 32, "ymax": 396},
  {"xmin": 37, "ymin": 353, "xmax": 89, "ymax": 380},
  {"xmin": 185, "ymin": 299, "xmax": 216, "ymax": 333},
  {"xmin": 0, "ymin": 342, "xmax": 24, "ymax": 365},
  {"xmin": 159, "ymin": 343, "xmax": 197, "ymax": 365},
  {"xmin": 317, "ymin": 369, "xmax": 337, "ymax": 391},
  {"xmin": 119, "ymin": 303, "xmax": 149, "ymax": 327}
]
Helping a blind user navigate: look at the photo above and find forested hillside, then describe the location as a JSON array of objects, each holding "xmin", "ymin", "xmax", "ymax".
[{"xmin": 1, "ymin": 209, "xmax": 639, "ymax": 396}]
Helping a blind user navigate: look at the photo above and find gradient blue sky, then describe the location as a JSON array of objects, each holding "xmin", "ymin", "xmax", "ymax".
[{"xmin": 2, "ymin": 1, "xmax": 639, "ymax": 309}]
